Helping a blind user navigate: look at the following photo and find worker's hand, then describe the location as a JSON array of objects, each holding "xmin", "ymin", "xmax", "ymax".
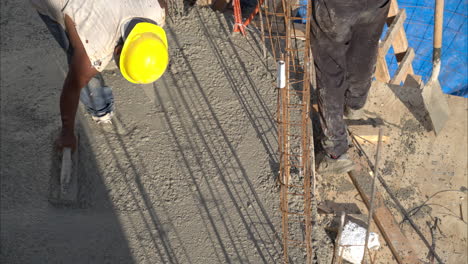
[{"xmin": 55, "ymin": 130, "xmax": 77, "ymax": 152}]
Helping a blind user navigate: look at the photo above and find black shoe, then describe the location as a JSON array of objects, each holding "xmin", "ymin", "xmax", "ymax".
[{"xmin": 344, "ymin": 106, "xmax": 366, "ymax": 120}]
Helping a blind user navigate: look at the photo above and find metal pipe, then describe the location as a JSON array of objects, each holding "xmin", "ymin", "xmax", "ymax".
[{"xmin": 277, "ymin": 60, "xmax": 286, "ymax": 88}]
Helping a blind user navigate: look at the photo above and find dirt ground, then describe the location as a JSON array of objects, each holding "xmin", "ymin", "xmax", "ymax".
[
  {"xmin": 1, "ymin": 1, "xmax": 467, "ymax": 264},
  {"xmin": 319, "ymin": 80, "xmax": 468, "ymax": 264}
]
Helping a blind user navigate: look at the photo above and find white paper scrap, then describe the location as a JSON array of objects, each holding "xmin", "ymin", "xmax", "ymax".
[{"xmin": 338, "ymin": 221, "xmax": 380, "ymax": 264}]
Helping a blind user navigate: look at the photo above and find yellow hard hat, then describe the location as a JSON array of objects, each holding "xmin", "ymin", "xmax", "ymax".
[{"xmin": 120, "ymin": 22, "xmax": 169, "ymax": 84}]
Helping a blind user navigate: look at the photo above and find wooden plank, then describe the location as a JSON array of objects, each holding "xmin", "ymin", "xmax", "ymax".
[
  {"xmin": 388, "ymin": 0, "xmax": 400, "ymax": 17},
  {"xmin": 380, "ymin": 9, "xmax": 407, "ymax": 56},
  {"xmin": 404, "ymin": 74, "xmax": 423, "ymax": 88},
  {"xmin": 255, "ymin": 18, "xmax": 307, "ymax": 40},
  {"xmin": 312, "ymin": 103, "xmax": 318, "ymax": 112},
  {"xmin": 388, "ymin": 0, "xmax": 415, "ymax": 75},
  {"xmin": 196, "ymin": 0, "xmax": 213, "ymax": 6},
  {"xmin": 348, "ymin": 125, "xmax": 390, "ymax": 144},
  {"xmin": 391, "ymin": 48, "xmax": 415, "ymax": 85},
  {"xmin": 211, "ymin": 0, "xmax": 229, "ymax": 11},
  {"xmin": 348, "ymin": 125, "xmax": 381, "ymax": 136},
  {"xmin": 354, "ymin": 135, "xmax": 389, "ymax": 144},
  {"xmin": 375, "ymin": 54, "xmax": 391, "ymax": 82},
  {"xmin": 286, "ymin": 23, "xmax": 307, "ymax": 40},
  {"xmin": 347, "ymin": 148, "xmax": 420, "ymax": 264}
]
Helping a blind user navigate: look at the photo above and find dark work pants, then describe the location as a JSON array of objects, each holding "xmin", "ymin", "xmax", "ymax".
[{"xmin": 310, "ymin": 0, "xmax": 390, "ymax": 157}]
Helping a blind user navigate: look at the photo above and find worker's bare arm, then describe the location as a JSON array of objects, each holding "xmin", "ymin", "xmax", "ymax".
[
  {"xmin": 157, "ymin": 0, "xmax": 168, "ymax": 18},
  {"xmin": 57, "ymin": 15, "xmax": 97, "ymax": 150}
]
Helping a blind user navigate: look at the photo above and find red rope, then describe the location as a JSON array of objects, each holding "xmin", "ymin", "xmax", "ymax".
[
  {"xmin": 242, "ymin": 0, "xmax": 264, "ymax": 29},
  {"xmin": 233, "ymin": 0, "xmax": 246, "ymax": 36}
]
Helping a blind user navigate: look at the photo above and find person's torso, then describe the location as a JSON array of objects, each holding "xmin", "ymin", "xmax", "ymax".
[{"xmin": 31, "ymin": 0, "xmax": 165, "ymax": 71}]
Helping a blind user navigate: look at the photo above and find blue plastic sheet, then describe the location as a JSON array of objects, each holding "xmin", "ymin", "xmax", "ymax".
[{"xmin": 390, "ymin": 0, "xmax": 467, "ymax": 97}]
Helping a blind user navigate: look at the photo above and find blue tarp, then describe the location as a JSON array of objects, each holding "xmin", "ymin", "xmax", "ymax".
[{"xmin": 297, "ymin": 0, "xmax": 468, "ymax": 97}]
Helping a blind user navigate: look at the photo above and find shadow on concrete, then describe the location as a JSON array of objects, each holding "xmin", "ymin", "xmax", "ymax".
[
  {"xmin": 151, "ymin": 12, "xmax": 282, "ymax": 263},
  {"xmin": 94, "ymin": 113, "xmax": 194, "ymax": 264},
  {"xmin": 212, "ymin": 10, "xmax": 280, "ymax": 180},
  {"xmin": 1, "ymin": 118, "xmax": 136, "ymax": 263}
]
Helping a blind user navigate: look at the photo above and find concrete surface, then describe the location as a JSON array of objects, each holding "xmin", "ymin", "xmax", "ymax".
[{"xmin": 1, "ymin": 1, "xmax": 467, "ymax": 264}]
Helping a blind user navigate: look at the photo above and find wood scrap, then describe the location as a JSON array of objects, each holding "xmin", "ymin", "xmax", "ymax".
[
  {"xmin": 347, "ymin": 147, "xmax": 420, "ymax": 264},
  {"xmin": 251, "ymin": 17, "xmax": 307, "ymax": 40},
  {"xmin": 350, "ymin": 136, "xmax": 446, "ymax": 264},
  {"xmin": 375, "ymin": 54, "xmax": 391, "ymax": 83},
  {"xmin": 348, "ymin": 125, "xmax": 390, "ymax": 144},
  {"xmin": 196, "ymin": 0, "xmax": 213, "ymax": 6}
]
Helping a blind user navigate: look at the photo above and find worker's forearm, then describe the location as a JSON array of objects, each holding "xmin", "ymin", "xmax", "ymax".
[
  {"xmin": 59, "ymin": 14, "xmax": 97, "ymax": 137},
  {"xmin": 60, "ymin": 74, "xmax": 85, "ymax": 135},
  {"xmin": 158, "ymin": 0, "xmax": 168, "ymax": 17}
]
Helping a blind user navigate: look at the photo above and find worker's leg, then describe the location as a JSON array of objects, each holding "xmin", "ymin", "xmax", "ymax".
[
  {"xmin": 38, "ymin": 13, "xmax": 114, "ymax": 120},
  {"xmin": 37, "ymin": 13, "xmax": 74, "ymax": 62},
  {"xmin": 345, "ymin": 0, "xmax": 390, "ymax": 110},
  {"xmin": 310, "ymin": 0, "xmax": 357, "ymax": 158},
  {"xmin": 78, "ymin": 75, "xmax": 115, "ymax": 119}
]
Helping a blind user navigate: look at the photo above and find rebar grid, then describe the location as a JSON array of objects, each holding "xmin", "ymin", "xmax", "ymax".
[{"xmin": 261, "ymin": 0, "xmax": 315, "ymax": 262}]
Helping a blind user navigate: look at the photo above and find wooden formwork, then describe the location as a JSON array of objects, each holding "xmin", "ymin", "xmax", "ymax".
[{"xmin": 376, "ymin": 0, "xmax": 422, "ymax": 86}]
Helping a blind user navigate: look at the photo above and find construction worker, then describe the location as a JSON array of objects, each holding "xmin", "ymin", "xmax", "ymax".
[
  {"xmin": 311, "ymin": 0, "xmax": 390, "ymax": 174},
  {"xmin": 30, "ymin": 0, "xmax": 169, "ymax": 150}
]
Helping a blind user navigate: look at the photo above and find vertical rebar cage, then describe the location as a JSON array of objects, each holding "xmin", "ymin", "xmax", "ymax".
[{"xmin": 261, "ymin": 0, "xmax": 316, "ymax": 262}]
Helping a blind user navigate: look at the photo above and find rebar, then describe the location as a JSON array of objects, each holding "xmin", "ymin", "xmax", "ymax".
[
  {"xmin": 258, "ymin": 2, "xmax": 267, "ymax": 58},
  {"xmin": 362, "ymin": 127, "xmax": 383, "ymax": 264},
  {"xmin": 262, "ymin": 0, "xmax": 315, "ymax": 262}
]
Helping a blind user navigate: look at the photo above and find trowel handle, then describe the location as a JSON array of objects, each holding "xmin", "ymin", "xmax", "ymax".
[{"xmin": 433, "ymin": 0, "xmax": 444, "ymax": 57}]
